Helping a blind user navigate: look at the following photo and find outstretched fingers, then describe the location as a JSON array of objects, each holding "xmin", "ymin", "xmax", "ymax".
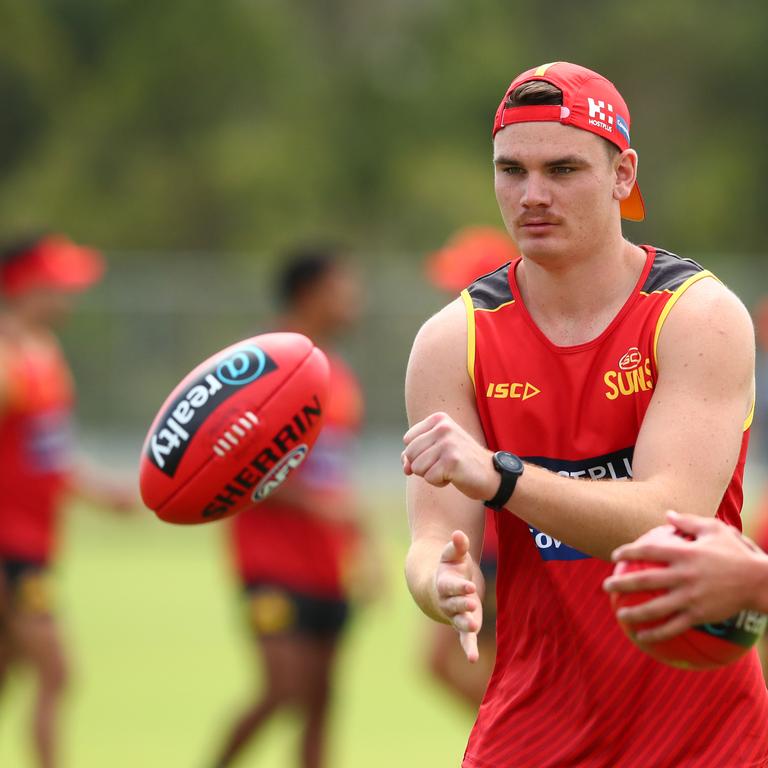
[
  {"xmin": 633, "ymin": 613, "xmax": 695, "ymax": 644},
  {"xmin": 441, "ymin": 530, "xmax": 470, "ymax": 563},
  {"xmin": 610, "ymin": 537, "xmax": 684, "ymax": 565},
  {"xmin": 615, "ymin": 591, "xmax": 688, "ymax": 626},
  {"xmin": 460, "ymin": 630, "xmax": 480, "ymax": 664},
  {"xmin": 665, "ymin": 510, "xmax": 719, "ymax": 537},
  {"xmin": 603, "ymin": 564, "xmax": 676, "ymax": 594}
]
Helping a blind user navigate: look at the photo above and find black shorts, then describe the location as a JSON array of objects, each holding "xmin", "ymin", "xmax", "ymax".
[
  {"xmin": 0, "ymin": 557, "xmax": 53, "ymax": 615},
  {"xmin": 242, "ymin": 583, "xmax": 350, "ymax": 639}
]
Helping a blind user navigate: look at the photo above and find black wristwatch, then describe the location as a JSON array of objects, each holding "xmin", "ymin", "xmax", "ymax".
[{"xmin": 485, "ymin": 451, "xmax": 524, "ymax": 510}]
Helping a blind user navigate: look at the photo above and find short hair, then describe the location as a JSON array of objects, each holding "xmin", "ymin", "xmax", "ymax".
[
  {"xmin": 276, "ymin": 243, "xmax": 345, "ymax": 308},
  {"xmin": 505, "ymin": 80, "xmax": 563, "ymax": 108},
  {"xmin": 0, "ymin": 232, "xmax": 47, "ymax": 267},
  {"xmin": 504, "ymin": 80, "xmax": 619, "ymax": 159}
]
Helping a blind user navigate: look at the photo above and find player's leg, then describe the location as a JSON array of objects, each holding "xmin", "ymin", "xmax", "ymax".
[
  {"xmin": 0, "ymin": 561, "xmax": 12, "ymax": 694},
  {"xmin": 214, "ymin": 585, "xmax": 346, "ymax": 768},
  {"xmin": 292, "ymin": 595, "xmax": 348, "ymax": 768},
  {"xmin": 212, "ymin": 632, "xmax": 305, "ymax": 767},
  {"xmin": 11, "ymin": 564, "xmax": 68, "ymax": 768}
]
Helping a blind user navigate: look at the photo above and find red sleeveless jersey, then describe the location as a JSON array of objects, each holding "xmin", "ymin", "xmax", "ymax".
[
  {"xmin": 230, "ymin": 353, "xmax": 364, "ymax": 598},
  {"xmin": 0, "ymin": 334, "xmax": 75, "ymax": 562},
  {"xmin": 461, "ymin": 247, "xmax": 768, "ymax": 768}
]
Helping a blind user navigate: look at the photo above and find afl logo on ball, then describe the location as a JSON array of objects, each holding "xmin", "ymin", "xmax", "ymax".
[
  {"xmin": 251, "ymin": 445, "xmax": 308, "ymax": 502},
  {"xmin": 148, "ymin": 345, "xmax": 277, "ymax": 478}
]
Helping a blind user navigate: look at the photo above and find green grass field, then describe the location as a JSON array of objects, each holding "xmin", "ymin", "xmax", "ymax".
[{"xmin": 0, "ymin": 500, "xmax": 473, "ymax": 768}]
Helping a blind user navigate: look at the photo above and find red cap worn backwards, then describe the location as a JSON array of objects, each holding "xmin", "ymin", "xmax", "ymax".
[{"xmin": 493, "ymin": 62, "xmax": 645, "ymax": 222}]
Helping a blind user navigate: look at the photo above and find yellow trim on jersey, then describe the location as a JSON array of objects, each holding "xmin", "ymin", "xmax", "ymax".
[
  {"xmin": 475, "ymin": 298, "xmax": 516, "ymax": 314},
  {"xmin": 744, "ymin": 396, "xmax": 755, "ymax": 432},
  {"xmin": 653, "ymin": 270, "xmax": 752, "ymax": 433},
  {"xmin": 461, "ymin": 289, "xmax": 476, "ymax": 392},
  {"xmin": 652, "ymin": 270, "xmax": 717, "ymax": 367},
  {"xmin": 535, "ymin": 62, "xmax": 558, "ymax": 76}
]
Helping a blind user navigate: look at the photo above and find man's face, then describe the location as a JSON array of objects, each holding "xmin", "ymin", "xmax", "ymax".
[
  {"xmin": 493, "ymin": 122, "xmax": 623, "ymax": 261},
  {"xmin": 305, "ymin": 264, "xmax": 364, "ymax": 336}
]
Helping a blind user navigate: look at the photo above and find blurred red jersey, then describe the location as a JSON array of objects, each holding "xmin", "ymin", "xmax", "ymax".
[
  {"xmin": 0, "ymin": 334, "xmax": 75, "ymax": 562},
  {"xmin": 230, "ymin": 353, "xmax": 364, "ymax": 598},
  {"xmin": 461, "ymin": 248, "xmax": 768, "ymax": 768}
]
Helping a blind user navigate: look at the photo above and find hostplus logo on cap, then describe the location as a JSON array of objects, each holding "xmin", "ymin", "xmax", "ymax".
[{"xmin": 587, "ymin": 97, "xmax": 614, "ymax": 134}]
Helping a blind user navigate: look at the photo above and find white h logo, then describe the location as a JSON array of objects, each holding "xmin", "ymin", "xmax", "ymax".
[{"xmin": 588, "ymin": 97, "xmax": 614, "ymax": 126}]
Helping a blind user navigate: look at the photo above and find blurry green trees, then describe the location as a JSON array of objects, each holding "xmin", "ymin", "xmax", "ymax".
[{"xmin": 0, "ymin": 0, "xmax": 767, "ymax": 258}]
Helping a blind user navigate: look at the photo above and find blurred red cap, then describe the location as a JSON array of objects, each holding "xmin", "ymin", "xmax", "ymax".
[
  {"xmin": 0, "ymin": 235, "xmax": 105, "ymax": 297},
  {"xmin": 426, "ymin": 227, "xmax": 519, "ymax": 292}
]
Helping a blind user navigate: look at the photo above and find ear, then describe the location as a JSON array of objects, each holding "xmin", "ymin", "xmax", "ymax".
[{"xmin": 613, "ymin": 149, "xmax": 638, "ymax": 203}]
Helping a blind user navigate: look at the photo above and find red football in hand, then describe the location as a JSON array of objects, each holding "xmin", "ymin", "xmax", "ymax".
[
  {"xmin": 611, "ymin": 555, "xmax": 766, "ymax": 669},
  {"xmin": 139, "ymin": 333, "xmax": 330, "ymax": 525}
]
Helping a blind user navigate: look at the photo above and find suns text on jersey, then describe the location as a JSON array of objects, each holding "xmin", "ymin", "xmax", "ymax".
[{"xmin": 604, "ymin": 357, "xmax": 654, "ymax": 400}]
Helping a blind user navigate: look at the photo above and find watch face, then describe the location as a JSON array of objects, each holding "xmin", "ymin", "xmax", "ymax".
[{"xmin": 496, "ymin": 452, "xmax": 524, "ymax": 474}]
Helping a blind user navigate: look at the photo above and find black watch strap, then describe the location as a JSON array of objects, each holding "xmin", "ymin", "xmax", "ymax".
[{"xmin": 485, "ymin": 451, "xmax": 524, "ymax": 511}]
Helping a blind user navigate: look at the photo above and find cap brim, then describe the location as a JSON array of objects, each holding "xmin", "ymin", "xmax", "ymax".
[
  {"xmin": 42, "ymin": 239, "xmax": 105, "ymax": 291},
  {"xmin": 620, "ymin": 181, "xmax": 645, "ymax": 222}
]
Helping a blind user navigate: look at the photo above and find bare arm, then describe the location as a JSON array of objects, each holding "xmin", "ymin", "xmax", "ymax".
[
  {"xmin": 403, "ymin": 299, "xmax": 487, "ymax": 660},
  {"xmin": 403, "ymin": 278, "xmax": 755, "ymax": 561},
  {"xmin": 67, "ymin": 459, "xmax": 140, "ymax": 512}
]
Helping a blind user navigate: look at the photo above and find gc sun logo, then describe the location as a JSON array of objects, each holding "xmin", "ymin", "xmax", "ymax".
[{"xmin": 618, "ymin": 347, "xmax": 642, "ymax": 371}]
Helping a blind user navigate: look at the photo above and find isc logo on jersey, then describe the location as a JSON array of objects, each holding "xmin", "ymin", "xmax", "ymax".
[
  {"xmin": 149, "ymin": 345, "xmax": 277, "ymax": 477},
  {"xmin": 604, "ymin": 347, "xmax": 654, "ymax": 401},
  {"xmin": 486, "ymin": 382, "xmax": 541, "ymax": 401}
]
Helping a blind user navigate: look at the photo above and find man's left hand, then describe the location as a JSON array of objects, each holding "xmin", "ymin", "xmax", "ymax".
[{"xmin": 402, "ymin": 412, "xmax": 498, "ymax": 502}]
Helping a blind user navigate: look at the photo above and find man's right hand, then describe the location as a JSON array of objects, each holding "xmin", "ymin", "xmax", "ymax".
[{"xmin": 435, "ymin": 530, "xmax": 484, "ymax": 663}]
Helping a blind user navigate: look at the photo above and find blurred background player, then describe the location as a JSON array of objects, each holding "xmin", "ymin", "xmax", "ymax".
[
  {"xmin": 212, "ymin": 244, "xmax": 375, "ymax": 768},
  {"xmin": 0, "ymin": 234, "xmax": 135, "ymax": 768},
  {"xmin": 422, "ymin": 227, "xmax": 518, "ymax": 705},
  {"xmin": 750, "ymin": 297, "xmax": 768, "ymax": 545},
  {"xmin": 745, "ymin": 296, "xmax": 768, "ymax": 673}
]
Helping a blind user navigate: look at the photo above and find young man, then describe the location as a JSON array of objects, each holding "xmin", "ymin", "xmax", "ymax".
[
  {"xmin": 212, "ymin": 245, "xmax": 370, "ymax": 768},
  {"xmin": 402, "ymin": 62, "xmax": 768, "ymax": 767},
  {"xmin": 604, "ymin": 510, "xmax": 768, "ymax": 638},
  {"xmin": 0, "ymin": 234, "xmax": 133, "ymax": 768}
]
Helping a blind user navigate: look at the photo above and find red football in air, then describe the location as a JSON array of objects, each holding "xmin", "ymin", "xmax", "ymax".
[
  {"xmin": 139, "ymin": 333, "xmax": 330, "ymax": 524},
  {"xmin": 611, "ymin": 556, "xmax": 767, "ymax": 669}
]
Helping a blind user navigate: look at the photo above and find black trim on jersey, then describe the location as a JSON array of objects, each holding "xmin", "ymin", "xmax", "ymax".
[
  {"xmin": 466, "ymin": 263, "xmax": 515, "ymax": 310},
  {"xmin": 642, "ymin": 248, "xmax": 705, "ymax": 294},
  {"xmin": 522, "ymin": 446, "xmax": 634, "ymax": 480}
]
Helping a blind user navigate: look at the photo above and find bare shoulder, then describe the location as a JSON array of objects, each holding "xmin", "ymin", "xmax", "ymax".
[
  {"xmin": 656, "ymin": 276, "xmax": 754, "ymax": 407},
  {"xmin": 408, "ymin": 298, "xmax": 466, "ymax": 369},
  {"xmin": 667, "ymin": 275, "xmax": 751, "ymax": 329},
  {"xmin": 405, "ymin": 298, "xmax": 475, "ymax": 425},
  {"xmin": 659, "ymin": 276, "xmax": 754, "ymax": 359}
]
